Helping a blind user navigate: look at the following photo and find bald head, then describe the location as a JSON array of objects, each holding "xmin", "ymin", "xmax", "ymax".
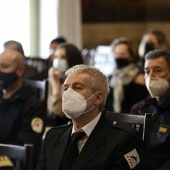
[
  {"xmin": 0, "ymin": 49, "xmax": 25, "ymax": 79},
  {"xmin": 0, "ymin": 49, "xmax": 24, "ymax": 67}
]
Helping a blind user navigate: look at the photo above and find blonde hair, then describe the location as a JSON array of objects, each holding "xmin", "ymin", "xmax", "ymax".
[{"xmin": 65, "ymin": 65, "xmax": 110, "ymax": 110}]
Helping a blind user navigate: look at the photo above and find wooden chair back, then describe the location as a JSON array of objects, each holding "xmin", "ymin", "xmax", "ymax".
[
  {"xmin": 24, "ymin": 79, "xmax": 49, "ymax": 112},
  {"xmin": 0, "ymin": 144, "xmax": 34, "ymax": 170},
  {"xmin": 106, "ymin": 111, "xmax": 152, "ymax": 150}
]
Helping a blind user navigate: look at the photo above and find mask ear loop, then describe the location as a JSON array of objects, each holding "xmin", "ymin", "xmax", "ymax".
[
  {"xmin": 165, "ymin": 74, "xmax": 170, "ymax": 80},
  {"xmin": 81, "ymin": 91, "xmax": 102, "ymax": 114},
  {"xmin": 84, "ymin": 91, "xmax": 103, "ymax": 102},
  {"xmin": 84, "ymin": 92, "xmax": 97, "ymax": 103},
  {"xmin": 80, "ymin": 105, "xmax": 96, "ymax": 114},
  {"xmin": 80, "ymin": 92, "xmax": 98, "ymax": 114}
]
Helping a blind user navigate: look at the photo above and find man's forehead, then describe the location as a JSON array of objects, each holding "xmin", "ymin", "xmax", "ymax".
[
  {"xmin": 65, "ymin": 73, "xmax": 91, "ymax": 84},
  {"xmin": 145, "ymin": 57, "xmax": 168, "ymax": 68},
  {"xmin": 0, "ymin": 52, "xmax": 15, "ymax": 63}
]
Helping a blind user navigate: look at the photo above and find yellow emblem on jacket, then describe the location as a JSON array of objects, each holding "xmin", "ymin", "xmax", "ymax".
[
  {"xmin": 0, "ymin": 156, "xmax": 14, "ymax": 167},
  {"xmin": 31, "ymin": 117, "xmax": 43, "ymax": 133},
  {"xmin": 158, "ymin": 124, "xmax": 169, "ymax": 134}
]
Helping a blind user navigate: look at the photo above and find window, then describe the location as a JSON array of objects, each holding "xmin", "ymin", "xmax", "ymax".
[
  {"xmin": 0, "ymin": 0, "xmax": 58, "ymax": 58},
  {"xmin": 0, "ymin": 0, "xmax": 30, "ymax": 56}
]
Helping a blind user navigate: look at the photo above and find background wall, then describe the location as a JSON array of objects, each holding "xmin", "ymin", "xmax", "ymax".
[
  {"xmin": 81, "ymin": 0, "xmax": 170, "ymax": 49},
  {"xmin": 82, "ymin": 23, "xmax": 170, "ymax": 49}
]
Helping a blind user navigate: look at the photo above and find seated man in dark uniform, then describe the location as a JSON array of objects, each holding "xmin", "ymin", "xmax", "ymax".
[
  {"xmin": 0, "ymin": 49, "xmax": 45, "ymax": 169},
  {"xmin": 131, "ymin": 49, "xmax": 170, "ymax": 170},
  {"xmin": 37, "ymin": 65, "xmax": 145, "ymax": 170},
  {"xmin": 3, "ymin": 40, "xmax": 40, "ymax": 80}
]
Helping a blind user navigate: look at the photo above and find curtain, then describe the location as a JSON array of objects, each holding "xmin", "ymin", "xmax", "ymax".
[{"xmin": 57, "ymin": 0, "xmax": 82, "ymax": 50}]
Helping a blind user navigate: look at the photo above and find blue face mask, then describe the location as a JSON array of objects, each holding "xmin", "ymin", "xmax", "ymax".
[{"xmin": 0, "ymin": 71, "xmax": 18, "ymax": 90}]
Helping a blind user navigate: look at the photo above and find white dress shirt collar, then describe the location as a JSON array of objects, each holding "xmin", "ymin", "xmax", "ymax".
[{"xmin": 72, "ymin": 112, "xmax": 101, "ymax": 137}]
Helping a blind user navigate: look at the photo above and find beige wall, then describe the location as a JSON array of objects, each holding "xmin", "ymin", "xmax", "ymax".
[{"xmin": 82, "ymin": 22, "xmax": 170, "ymax": 49}]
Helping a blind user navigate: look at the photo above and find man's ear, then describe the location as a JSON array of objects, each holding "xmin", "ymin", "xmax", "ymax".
[
  {"xmin": 16, "ymin": 64, "xmax": 25, "ymax": 77},
  {"xmin": 94, "ymin": 91, "xmax": 104, "ymax": 105}
]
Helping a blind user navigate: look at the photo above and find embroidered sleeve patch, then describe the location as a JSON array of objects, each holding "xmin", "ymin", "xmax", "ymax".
[
  {"xmin": 31, "ymin": 117, "xmax": 43, "ymax": 133},
  {"xmin": 158, "ymin": 124, "xmax": 169, "ymax": 134},
  {"xmin": 0, "ymin": 156, "xmax": 14, "ymax": 167},
  {"xmin": 124, "ymin": 148, "xmax": 140, "ymax": 169}
]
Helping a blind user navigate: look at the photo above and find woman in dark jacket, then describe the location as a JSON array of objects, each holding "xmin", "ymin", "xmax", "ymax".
[{"xmin": 105, "ymin": 37, "xmax": 149, "ymax": 113}]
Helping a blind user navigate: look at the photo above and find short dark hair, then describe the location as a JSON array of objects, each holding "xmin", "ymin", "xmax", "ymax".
[
  {"xmin": 50, "ymin": 36, "xmax": 66, "ymax": 45},
  {"xmin": 145, "ymin": 49, "xmax": 170, "ymax": 69},
  {"xmin": 57, "ymin": 43, "xmax": 84, "ymax": 67}
]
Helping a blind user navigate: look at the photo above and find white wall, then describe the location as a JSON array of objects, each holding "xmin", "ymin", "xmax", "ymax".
[
  {"xmin": 0, "ymin": 0, "xmax": 30, "ymax": 56},
  {"xmin": 39, "ymin": 0, "xmax": 58, "ymax": 59}
]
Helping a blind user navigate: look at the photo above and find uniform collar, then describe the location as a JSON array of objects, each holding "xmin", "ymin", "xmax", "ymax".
[
  {"xmin": 72, "ymin": 112, "xmax": 102, "ymax": 137},
  {"xmin": 159, "ymin": 94, "xmax": 170, "ymax": 108},
  {"xmin": 144, "ymin": 94, "xmax": 170, "ymax": 108},
  {"xmin": 144, "ymin": 95, "xmax": 157, "ymax": 106},
  {"xmin": 0, "ymin": 82, "xmax": 33, "ymax": 102}
]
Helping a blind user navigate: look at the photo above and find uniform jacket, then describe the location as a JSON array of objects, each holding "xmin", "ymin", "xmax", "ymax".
[
  {"xmin": 0, "ymin": 82, "xmax": 45, "ymax": 162},
  {"xmin": 37, "ymin": 112, "xmax": 145, "ymax": 170},
  {"xmin": 131, "ymin": 95, "xmax": 170, "ymax": 170},
  {"xmin": 105, "ymin": 75, "xmax": 148, "ymax": 113}
]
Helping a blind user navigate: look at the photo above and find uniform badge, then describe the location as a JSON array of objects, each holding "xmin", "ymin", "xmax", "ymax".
[
  {"xmin": 124, "ymin": 148, "xmax": 140, "ymax": 169},
  {"xmin": 158, "ymin": 124, "xmax": 169, "ymax": 134},
  {"xmin": 0, "ymin": 156, "xmax": 13, "ymax": 167},
  {"xmin": 31, "ymin": 117, "xmax": 43, "ymax": 133},
  {"xmin": 68, "ymin": 121, "xmax": 72, "ymax": 125},
  {"xmin": 113, "ymin": 121, "xmax": 117, "ymax": 125}
]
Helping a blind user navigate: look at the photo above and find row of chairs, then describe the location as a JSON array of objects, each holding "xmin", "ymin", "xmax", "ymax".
[
  {"xmin": 106, "ymin": 111, "xmax": 152, "ymax": 150},
  {"xmin": 0, "ymin": 144, "xmax": 34, "ymax": 170},
  {"xmin": 0, "ymin": 79, "xmax": 152, "ymax": 170}
]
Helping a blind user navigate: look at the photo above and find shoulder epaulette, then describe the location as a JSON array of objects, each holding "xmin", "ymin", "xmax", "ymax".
[
  {"xmin": 0, "ymin": 156, "xmax": 14, "ymax": 168},
  {"xmin": 48, "ymin": 121, "xmax": 72, "ymax": 131},
  {"xmin": 111, "ymin": 121, "xmax": 134, "ymax": 133},
  {"xmin": 44, "ymin": 121, "xmax": 72, "ymax": 138},
  {"xmin": 57, "ymin": 121, "xmax": 72, "ymax": 128}
]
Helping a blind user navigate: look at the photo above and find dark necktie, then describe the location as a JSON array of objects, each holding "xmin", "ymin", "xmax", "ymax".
[{"xmin": 61, "ymin": 131, "xmax": 86, "ymax": 170}]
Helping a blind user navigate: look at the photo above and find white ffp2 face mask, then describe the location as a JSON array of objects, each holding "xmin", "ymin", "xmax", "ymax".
[
  {"xmin": 62, "ymin": 88, "xmax": 96, "ymax": 119},
  {"xmin": 146, "ymin": 75, "xmax": 170, "ymax": 98}
]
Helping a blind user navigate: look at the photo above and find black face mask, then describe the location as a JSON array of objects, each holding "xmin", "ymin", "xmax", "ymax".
[
  {"xmin": 115, "ymin": 58, "xmax": 129, "ymax": 69},
  {"xmin": 0, "ymin": 71, "xmax": 18, "ymax": 89},
  {"xmin": 144, "ymin": 42, "xmax": 154, "ymax": 55}
]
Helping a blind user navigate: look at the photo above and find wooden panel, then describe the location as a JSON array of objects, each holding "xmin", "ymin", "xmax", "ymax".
[{"xmin": 82, "ymin": 23, "xmax": 170, "ymax": 49}]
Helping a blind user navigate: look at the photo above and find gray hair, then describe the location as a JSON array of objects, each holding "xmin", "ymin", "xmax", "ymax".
[{"xmin": 65, "ymin": 65, "xmax": 110, "ymax": 111}]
